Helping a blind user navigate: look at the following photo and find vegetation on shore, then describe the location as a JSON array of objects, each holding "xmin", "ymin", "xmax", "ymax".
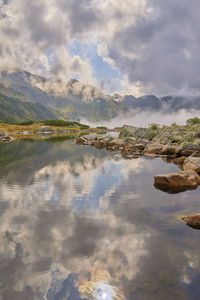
[
  {"xmin": 0, "ymin": 120, "xmax": 111, "ymax": 140},
  {"xmin": 144, "ymin": 117, "xmax": 200, "ymax": 147}
]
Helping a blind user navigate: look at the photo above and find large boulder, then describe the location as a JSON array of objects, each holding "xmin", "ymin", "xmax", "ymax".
[
  {"xmin": 119, "ymin": 125, "xmax": 138, "ymax": 138},
  {"xmin": 154, "ymin": 170, "xmax": 200, "ymax": 191},
  {"xmin": 119, "ymin": 125, "xmax": 150, "ymax": 139},
  {"xmin": 183, "ymin": 156, "xmax": 200, "ymax": 173},
  {"xmin": 134, "ymin": 128, "xmax": 149, "ymax": 138}
]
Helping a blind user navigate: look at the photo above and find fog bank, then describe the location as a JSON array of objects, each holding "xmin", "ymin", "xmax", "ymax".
[{"xmin": 82, "ymin": 109, "xmax": 200, "ymax": 128}]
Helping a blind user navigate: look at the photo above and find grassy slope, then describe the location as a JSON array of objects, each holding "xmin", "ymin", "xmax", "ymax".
[{"xmin": 0, "ymin": 93, "xmax": 60, "ymax": 122}]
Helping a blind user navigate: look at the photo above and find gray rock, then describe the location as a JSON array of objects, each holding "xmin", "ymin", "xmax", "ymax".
[
  {"xmin": 134, "ymin": 128, "xmax": 149, "ymax": 138},
  {"xmin": 119, "ymin": 125, "xmax": 138, "ymax": 138},
  {"xmin": 183, "ymin": 143, "xmax": 200, "ymax": 151}
]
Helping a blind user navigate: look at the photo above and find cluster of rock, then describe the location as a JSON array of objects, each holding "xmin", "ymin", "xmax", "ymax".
[
  {"xmin": 76, "ymin": 126, "xmax": 200, "ymax": 193},
  {"xmin": 76, "ymin": 126, "xmax": 200, "ymax": 228}
]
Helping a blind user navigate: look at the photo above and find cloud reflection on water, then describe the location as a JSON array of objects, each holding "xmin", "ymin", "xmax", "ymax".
[{"xmin": 0, "ymin": 141, "xmax": 200, "ymax": 299}]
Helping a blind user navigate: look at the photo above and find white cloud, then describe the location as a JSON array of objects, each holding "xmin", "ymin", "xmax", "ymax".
[{"xmin": 1, "ymin": 0, "xmax": 200, "ymax": 96}]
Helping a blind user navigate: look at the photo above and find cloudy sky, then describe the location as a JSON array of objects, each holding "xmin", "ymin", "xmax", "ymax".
[{"xmin": 0, "ymin": 0, "xmax": 199, "ymax": 96}]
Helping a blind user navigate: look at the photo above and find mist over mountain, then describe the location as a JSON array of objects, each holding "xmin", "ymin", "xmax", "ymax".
[{"xmin": 0, "ymin": 69, "xmax": 200, "ymax": 124}]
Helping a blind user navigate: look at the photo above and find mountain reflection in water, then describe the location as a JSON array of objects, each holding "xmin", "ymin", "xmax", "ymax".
[{"xmin": 0, "ymin": 139, "xmax": 200, "ymax": 299}]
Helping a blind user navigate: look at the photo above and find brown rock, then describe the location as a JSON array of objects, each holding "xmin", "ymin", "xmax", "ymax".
[
  {"xmin": 160, "ymin": 145, "xmax": 182, "ymax": 156},
  {"xmin": 144, "ymin": 143, "xmax": 163, "ymax": 156},
  {"xmin": 172, "ymin": 156, "xmax": 187, "ymax": 165},
  {"xmin": 76, "ymin": 137, "xmax": 88, "ymax": 145},
  {"xmin": 93, "ymin": 140, "xmax": 106, "ymax": 149},
  {"xmin": 181, "ymin": 214, "xmax": 200, "ymax": 228},
  {"xmin": 123, "ymin": 143, "xmax": 145, "ymax": 155},
  {"xmin": 106, "ymin": 139, "xmax": 124, "ymax": 151},
  {"xmin": 154, "ymin": 170, "xmax": 200, "ymax": 188},
  {"xmin": 181, "ymin": 149, "xmax": 195, "ymax": 156},
  {"xmin": 183, "ymin": 156, "xmax": 200, "ymax": 173}
]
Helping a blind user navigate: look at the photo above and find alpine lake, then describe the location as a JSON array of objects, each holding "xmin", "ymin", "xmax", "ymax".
[{"xmin": 0, "ymin": 134, "xmax": 200, "ymax": 300}]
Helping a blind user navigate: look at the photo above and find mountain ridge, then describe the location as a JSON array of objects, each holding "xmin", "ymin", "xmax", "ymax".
[{"xmin": 0, "ymin": 69, "xmax": 200, "ymax": 123}]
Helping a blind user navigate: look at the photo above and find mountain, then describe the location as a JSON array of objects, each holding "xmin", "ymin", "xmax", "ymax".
[
  {"xmin": 1, "ymin": 69, "xmax": 127, "ymax": 122},
  {"xmin": 0, "ymin": 69, "xmax": 200, "ymax": 123},
  {"xmin": 0, "ymin": 83, "xmax": 60, "ymax": 122}
]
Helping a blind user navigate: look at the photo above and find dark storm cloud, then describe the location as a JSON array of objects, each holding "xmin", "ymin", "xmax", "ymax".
[
  {"xmin": 1, "ymin": 0, "xmax": 200, "ymax": 95},
  {"xmin": 59, "ymin": 0, "xmax": 101, "ymax": 36},
  {"xmin": 104, "ymin": 0, "xmax": 200, "ymax": 95},
  {"xmin": 22, "ymin": 1, "xmax": 68, "ymax": 48}
]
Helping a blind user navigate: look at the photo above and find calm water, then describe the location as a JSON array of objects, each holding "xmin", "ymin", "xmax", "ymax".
[{"xmin": 0, "ymin": 138, "xmax": 200, "ymax": 299}]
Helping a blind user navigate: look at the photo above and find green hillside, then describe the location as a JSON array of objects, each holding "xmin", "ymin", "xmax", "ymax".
[{"xmin": 0, "ymin": 93, "xmax": 60, "ymax": 122}]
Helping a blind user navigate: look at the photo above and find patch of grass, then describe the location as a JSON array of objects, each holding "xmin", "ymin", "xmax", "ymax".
[
  {"xmin": 96, "ymin": 126, "xmax": 107, "ymax": 130},
  {"xmin": 186, "ymin": 117, "xmax": 200, "ymax": 125},
  {"xmin": 149, "ymin": 123, "xmax": 160, "ymax": 130},
  {"xmin": 40, "ymin": 120, "xmax": 90, "ymax": 128},
  {"xmin": 16, "ymin": 120, "xmax": 35, "ymax": 126}
]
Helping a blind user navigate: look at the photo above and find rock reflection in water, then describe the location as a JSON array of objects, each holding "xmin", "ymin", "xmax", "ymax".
[{"xmin": 0, "ymin": 139, "xmax": 200, "ymax": 299}]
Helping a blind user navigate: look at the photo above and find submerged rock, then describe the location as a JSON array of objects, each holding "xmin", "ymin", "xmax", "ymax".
[{"xmin": 154, "ymin": 170, "xmax": 200, "ymax": 191}]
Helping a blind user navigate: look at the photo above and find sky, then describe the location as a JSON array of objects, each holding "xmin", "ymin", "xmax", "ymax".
[{"xmin": 0, "ymin": 0, "xmax": 199, "ymax": 97}]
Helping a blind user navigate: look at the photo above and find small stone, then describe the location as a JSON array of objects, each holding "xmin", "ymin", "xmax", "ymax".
[{"xmin": 181, "ymin": 214, "xmax": 200, "ymax": 229}]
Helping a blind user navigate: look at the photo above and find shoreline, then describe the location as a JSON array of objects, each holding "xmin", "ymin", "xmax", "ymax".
[{"xmin": 75, "ymin": 124, "xmax": 200, "ymax": 195}]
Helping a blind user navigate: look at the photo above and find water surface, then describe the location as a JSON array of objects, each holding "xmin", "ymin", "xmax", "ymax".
[{"xmin": 0, "ymin": 138, "xmax": 200, "ymax": 299}]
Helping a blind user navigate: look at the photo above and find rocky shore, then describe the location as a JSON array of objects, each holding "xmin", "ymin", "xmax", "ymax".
[
  {"xmin": 76, "ymin": 124, "xmax": 200, "ymax": 193},
  {"xmin": 76, "ymin": 123, "xmax": 200, "ymax": 227},
  {"xmin": 0, "ymin": 126, "xmax": 113, "ymax": 143}
]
